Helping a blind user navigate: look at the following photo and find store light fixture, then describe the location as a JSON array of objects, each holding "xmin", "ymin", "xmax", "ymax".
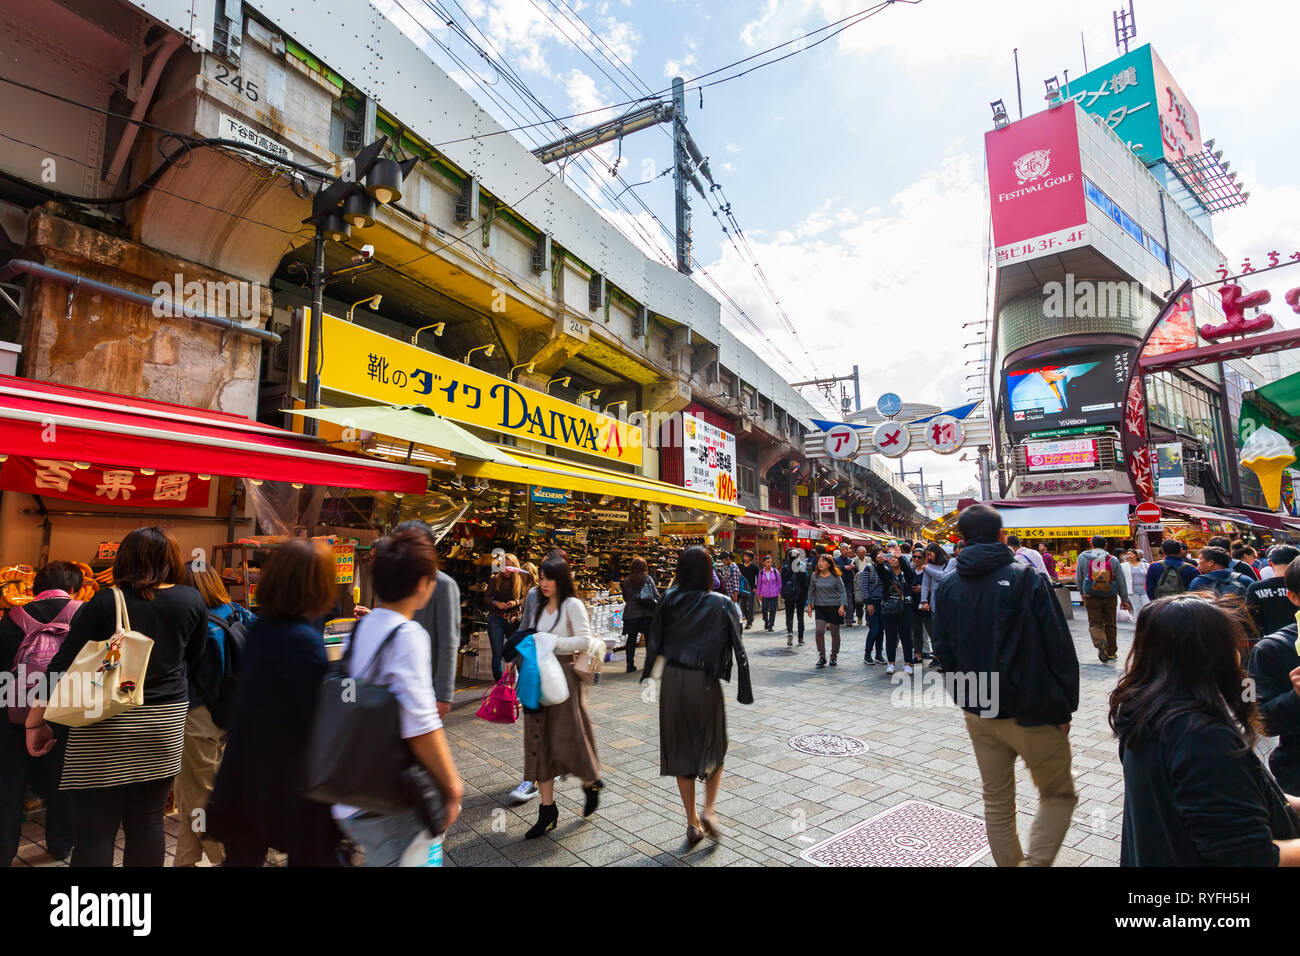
[
  {"xmin": 347, "ymin": 293, "xmax": 382, "ymax": 322},
  {"xmin": 603, "ymin": 400, "xmax": 628, "ymax": 414},
  {"xmin": 140, "ymin": 468, "xmax": 156, "ymax": 475},
  {"xmin": 464, "ymin": 344, "xmax": 495, "ymax": 364},
  {"xmin": 510, "ymin": 361, "xmax": 536, "ymax": 380},
  {"xmin": 291, "ymin": 482, "xmax": 304, "ymax": 489},
  {"xmin": 0, "ymin": 454, "xmax": 7, "ymax": 462},
  {"xmin": 198, "ymin": 474, "xmax": 212, "ymax": 481},
  {"xmin": 546, "ymin": 376, "xmax": 571, "ymax": 393},
  {"xmin": 73, "ymin": 461, "xmax": 90, "ymax": 470},
  {"xmin": 249, "ymin": 478, "xmax": 263, "ymax": 486},
  {"xmin": 579, "ymin": 389, "xmax": 601, "ymax": 404}
]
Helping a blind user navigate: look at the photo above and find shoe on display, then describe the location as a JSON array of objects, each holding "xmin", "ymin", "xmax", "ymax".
[
  {"xmin": 885, "ymin": 662, "xmax": 895, "ymax": 675},
  {"xmin": 510, "ymin": 781, "xmax": 539, "ymax": 803}
]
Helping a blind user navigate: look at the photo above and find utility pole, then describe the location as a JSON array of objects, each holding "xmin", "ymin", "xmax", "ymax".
[
  {"xmin": 853, "ymin": 364, "xmax": 861, "ymax": 412},
  {"xmin": 672, "ymin": 77, "xmax": 691, "ymax": 275}
]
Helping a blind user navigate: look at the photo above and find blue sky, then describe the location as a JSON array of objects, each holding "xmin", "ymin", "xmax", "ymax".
[{"xmin": 375, "ymin": 0, "xmax": 1300, "ymax": 493}]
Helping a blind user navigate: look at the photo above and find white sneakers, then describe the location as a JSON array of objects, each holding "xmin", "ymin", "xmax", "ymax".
[
  {"xmin": 903, "ymin": 664, "xmax": 914, "ymax": 675},
  {"xmin": 885, "ymin": 662, "xmax": 895, "ymax": 675},
  {"xmin": 509, "ymin": 780, "xmax": 538, "ymax": 802}
]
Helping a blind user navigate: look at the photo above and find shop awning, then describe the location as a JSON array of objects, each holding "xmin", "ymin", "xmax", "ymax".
[
  {"xmin": 819, "ymin": 523, "xmax": 891, "ymax": 545},
  {"xmin": 1156, "ymin": 500, "xmax": 1252, "ymax": 528},
  {"xmin": 0, "ymin": 374, "xmax": 428, "ymax": 494},
  {"xmin": 458, "ymin": 447, "xmax": 745, "ymax": 516},
  {"xmin": 996, "ymin": 502, "xmax": 1131, "ymax": 537},
  {"xmin": 738, "ymin": 510, "xmax": 785, "ymax": 529},
  {"xmin": 289, "ymin": 405, "xmax": 519, "ymax": 466}
]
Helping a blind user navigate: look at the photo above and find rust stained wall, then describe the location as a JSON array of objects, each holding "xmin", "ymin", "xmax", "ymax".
[{"xmin": 20, "ymin": 209, "xmax": 271, "ymax": 416}]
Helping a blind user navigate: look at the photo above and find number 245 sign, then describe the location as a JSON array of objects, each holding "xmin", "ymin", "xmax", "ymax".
[{"xmin": 824, "ymin": 425, "xmax": 860, "ymax": 460}]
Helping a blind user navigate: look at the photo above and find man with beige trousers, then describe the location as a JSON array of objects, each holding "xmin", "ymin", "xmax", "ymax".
[{"xmin": 931, "ymin": 503, "xmax": 1080, "ymax": 867}]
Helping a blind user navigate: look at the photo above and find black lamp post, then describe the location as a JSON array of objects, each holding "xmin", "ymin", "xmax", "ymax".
[{"xmin": 301, "ymin": 135, "xmax": 416, "ymax": 435}]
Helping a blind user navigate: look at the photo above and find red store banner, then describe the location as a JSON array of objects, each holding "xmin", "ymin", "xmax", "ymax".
[
  {"xmin": 0, "ymin": 456, "xmax": 212, "ymax": 508},
  {"xmin": 986, "ymin": 103, "xmax": 1089, "ymax": 266}
]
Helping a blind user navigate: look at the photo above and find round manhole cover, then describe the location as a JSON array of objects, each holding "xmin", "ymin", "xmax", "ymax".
[
  {"xmin": 760, "ymin": 648, "xmax": 799, "ymax": 657},
  {"xmin": 789, "ymin": 732, "xmax": 869, "ymax": 757}
]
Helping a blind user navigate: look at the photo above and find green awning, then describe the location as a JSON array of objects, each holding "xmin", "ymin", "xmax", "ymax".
[
  {"xmin": 1245, "ymin": 372, "xmax": 1300, "ymax": 451},
  {"xmin": 287, "ymin": 405, "xmax": 520, "ymax": 466}
]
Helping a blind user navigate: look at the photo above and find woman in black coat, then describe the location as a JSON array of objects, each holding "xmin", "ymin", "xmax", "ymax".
[
  {"xmin": 643, "ymin": 546, "xmax": 752, "ymax": 848},
  {"xmin": 1110, "ymin": 594, "xmax": 1300, "ymax": 866},
  {"xmin": 207, "ymin": 539, "xmax": 344, "ymax": 866}
]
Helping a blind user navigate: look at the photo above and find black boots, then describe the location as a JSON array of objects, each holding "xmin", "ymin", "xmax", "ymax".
[
  {"xmin": 582, "ymin": 779, "xmax": 604, "ymax": 817},
  {"xmin": 525, "ymin": 802, "xmax": 559, "ymax": 839}
]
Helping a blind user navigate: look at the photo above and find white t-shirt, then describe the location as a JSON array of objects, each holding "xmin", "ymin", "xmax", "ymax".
[{"xmin": 333, "ymin": 607, "xmax": 442, "ymax": 821}]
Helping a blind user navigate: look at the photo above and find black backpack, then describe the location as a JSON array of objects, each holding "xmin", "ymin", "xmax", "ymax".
[
  {"xmin": 1210, "ymin": 573, "xmax": 1252, "ymax": 600},
  {"xmin": 199, "ymin": 611, "xmax": 248, "ymax": 730}
]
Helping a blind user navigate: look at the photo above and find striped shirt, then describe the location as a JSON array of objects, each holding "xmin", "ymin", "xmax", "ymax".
[{"xmin": 60, "ymin": 701, "xmax": 188, "ymax": 790}]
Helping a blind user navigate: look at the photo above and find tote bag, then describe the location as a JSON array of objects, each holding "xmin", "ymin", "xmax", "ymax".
[
  {"xmin": 532, "ymin": 631, "xmax": 571, "ymax": 707},
  {"xmin": 45, "ymin": 587, "xmax": 153, "ymax": 728}
]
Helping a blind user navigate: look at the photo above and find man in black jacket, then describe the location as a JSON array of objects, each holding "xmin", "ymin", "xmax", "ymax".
[
  {"xmin": 1248, "ymin": 556, "xmax": 1300, "ymax": 794},
  {"xmin": 932, "ymin": 503, "xmax": 1079, "ymax": 867},
  {"xmin": 781, "ymin": 550, "xmax": 810, "ymax": 647}
]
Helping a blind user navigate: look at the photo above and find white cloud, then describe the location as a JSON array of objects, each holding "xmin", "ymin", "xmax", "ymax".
[{"xmin": 702, "ymin": 152, "xmax": 986, "ymax": 423}]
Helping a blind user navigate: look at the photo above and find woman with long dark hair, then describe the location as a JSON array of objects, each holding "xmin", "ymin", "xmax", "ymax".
[
  {"xmin": 804, "ymin": 553, "xmax": 847, "ymax": 668},
  {"xmin": 620, "ymin": 556, "xmax": 659, "ymax": 673},
  {"xmin": 512, "ymin": 555, "xmax": 603, "ymax": 839},
  {"xmin": 645, "ymin": 546, "xmax": 752, "ymax": 846},
  {"xmin": 26, "ymin": 527, "xmax": 207, "ymax": 867},
  {"xmin": 1109, "ymin": 594, "xmax": 1300, "ymax": 866}
]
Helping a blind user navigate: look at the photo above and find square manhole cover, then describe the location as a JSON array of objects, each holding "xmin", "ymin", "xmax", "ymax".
[
  {"xmin": 800, "ymin": 800, "xmax": 989, "ymax": 867},
  {"xmin": 789, "ymin": 732, "xmax": 868, "ymax": 757}
]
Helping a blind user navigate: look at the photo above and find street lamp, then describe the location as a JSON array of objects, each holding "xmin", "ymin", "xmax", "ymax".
[
  {"xmin": 546, "ymin": 376, "xmax": 571, "ymax": 393},
  {"xmin": 464, "ymin": 344, "xmax": 495, "ymax": 365},
  {"xmin": 411, "ymin": 322, "xmax": 445, "ymax": 346},
  {"xmin": 510, "ymin": 361, "xmax": 536, "ymax": 380},
  {"xmin": 302, "ymin": 135, "xmax": 417, "ymax": 435},
  {"xmin": 347, "ymin": 293, "xmax": 382, "ymax": 322}
]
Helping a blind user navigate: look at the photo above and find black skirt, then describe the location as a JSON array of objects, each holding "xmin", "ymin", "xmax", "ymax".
[{"xmin": 659, "ymin": 664, "xmax": 727, "ymax": 781}]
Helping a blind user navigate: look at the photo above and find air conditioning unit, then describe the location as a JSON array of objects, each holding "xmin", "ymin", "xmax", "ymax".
[{"xmin": 455, "ymin": 177, "xmax": 480, "ymax": 223}]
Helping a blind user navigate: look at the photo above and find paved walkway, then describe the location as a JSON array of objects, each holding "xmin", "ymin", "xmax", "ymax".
[{"xmin": 11, "ymin": 606, "xmax": 1134, "ymax": 868}]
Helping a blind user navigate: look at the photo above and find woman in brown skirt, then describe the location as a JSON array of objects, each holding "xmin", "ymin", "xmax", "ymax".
[
  {"xmin": 507, "ymin": 554, "xmax": 603, "ymax": 839},
  {"xmin": 644, "ymin": 545, "xmax": 753, "ymax": 847}
]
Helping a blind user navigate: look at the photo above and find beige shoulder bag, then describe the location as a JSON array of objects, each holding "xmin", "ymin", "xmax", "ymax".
[{"xmin": 46, "ymin": 587, "xmax": 155, "ymax": 727}]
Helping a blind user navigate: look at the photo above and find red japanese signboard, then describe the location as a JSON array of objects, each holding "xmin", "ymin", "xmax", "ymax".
[
  {"xmin": 0, "ymin": 457, "xmax": 212, "ymax": 507},
  {"xmin": 986, "ymin": 104, "xmax": 1089, "ymax": 266}
]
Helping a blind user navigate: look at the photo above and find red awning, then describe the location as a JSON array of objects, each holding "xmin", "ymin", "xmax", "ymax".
[
  {"xmin": 0, "ymin": 375, "xmax": 427, "ymax": 494},
  {"xmin": 739, "ymin": 510, "xmax": 791, "ymax": 529}
]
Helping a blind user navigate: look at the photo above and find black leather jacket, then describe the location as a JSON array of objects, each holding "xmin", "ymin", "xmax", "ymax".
[
  {"xmin": 621, "ymin": 575, "xmax": 660, "ymax": 619},
  {"xmin": 643, "ymin": 588, "xmax": 753, "ymax": 704}
]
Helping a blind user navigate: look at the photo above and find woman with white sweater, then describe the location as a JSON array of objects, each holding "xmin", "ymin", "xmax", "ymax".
[{"xmin": 506, "ymin": 554, "xmax": 605, "ymax": 839}]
